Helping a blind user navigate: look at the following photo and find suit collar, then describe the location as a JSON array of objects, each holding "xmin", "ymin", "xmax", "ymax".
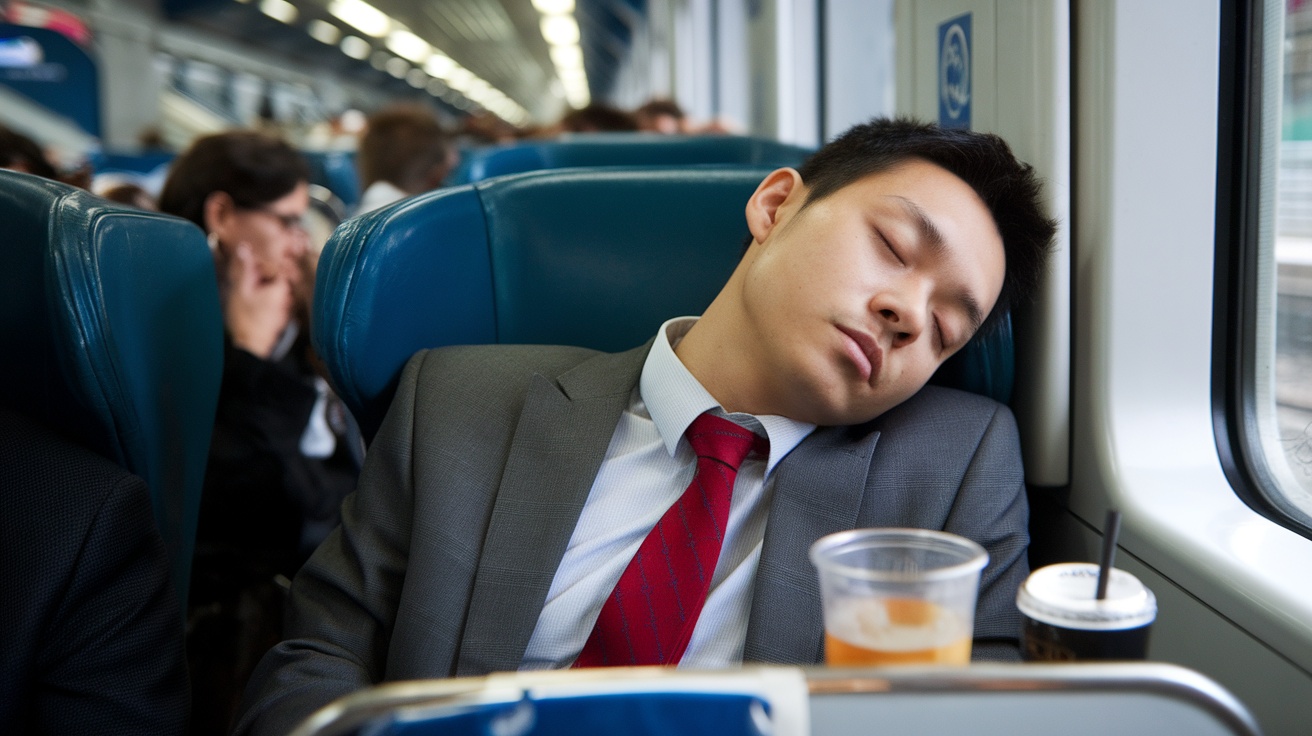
[
  {"xmin": 743, "ymin": 424, "xmax": 881, "ymax": 664},
  {"xmin": 456, "ymin": 344, "xmax": 649, "ymax": 675}
]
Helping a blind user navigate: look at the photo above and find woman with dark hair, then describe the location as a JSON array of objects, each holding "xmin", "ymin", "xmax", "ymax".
[{"xmin": 159, "ymin": 131, "xmax": 360, "ymax": 735}]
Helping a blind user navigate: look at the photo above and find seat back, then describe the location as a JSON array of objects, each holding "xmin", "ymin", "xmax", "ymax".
[
  {"xmin": 450, "ymin": 134, "xmax": 814, "ymax": 185},
  {"xmin": 289, "ymin": 664, "xmax": 1261, "ymax": 736},
  {"xmin": 304, "ymin": 150, "xmax": 362, "ymax": 210},
  {"xmin": 314, "ymin": 166, "xmax": 1014, "ymax": 440},
  {"xmin": 0, "ymin": 169, "xmax": 223, "ymax": 602}
]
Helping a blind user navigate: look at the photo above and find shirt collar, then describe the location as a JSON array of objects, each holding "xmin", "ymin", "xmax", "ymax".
[{"xmin": 640, "ymin": 317, "xmax": 815, "ymax": 475}]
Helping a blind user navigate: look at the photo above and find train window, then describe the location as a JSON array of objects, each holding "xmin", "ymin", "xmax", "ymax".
[{"xmin": 1222, "ymin": 0, "xmax": 1312, "ymax": 536}]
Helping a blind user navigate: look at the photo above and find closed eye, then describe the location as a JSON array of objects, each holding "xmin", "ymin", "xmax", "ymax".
[{"xmin": 876, "ymin": 228, "xmax": 904, "ymax": 265}]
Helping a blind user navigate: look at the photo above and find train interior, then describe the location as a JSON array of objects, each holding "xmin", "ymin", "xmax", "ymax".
[{"xmin": 2, "ymin": 0, "xmax": 1312, "ymax": 734}]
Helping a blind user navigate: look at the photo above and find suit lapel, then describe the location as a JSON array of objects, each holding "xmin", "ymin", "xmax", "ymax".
[
  {"xmin": 743, "ymin": 425, "xmax": 881, "ymax": 664},
  {"xmin": 455, "ymin": 344, "xmax": 649, "ymax": 675}
]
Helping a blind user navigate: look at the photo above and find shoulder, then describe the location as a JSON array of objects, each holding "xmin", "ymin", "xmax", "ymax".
[
  {"xmin": 416, "ymin": 343, "xmax": 606, "ymax": 380},
  {"xmin": 0, "ymin": 410, "xmax": 143, "ymax": 533},
  {"xmin": 866, "ymin": 385, "xmax": 1017, "ymax": 441},
  {"xmin": 807, "ymin": 385, "xmax": 1021, "ymax": 484}
]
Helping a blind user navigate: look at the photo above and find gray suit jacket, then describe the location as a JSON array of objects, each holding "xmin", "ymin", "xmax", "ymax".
[{"xmin": 236, "ymin": 343, "xmax": 1029, "ymax": 736}]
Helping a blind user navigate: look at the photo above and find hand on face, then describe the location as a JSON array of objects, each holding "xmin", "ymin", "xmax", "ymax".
[{"xmin": 220, "ymin": 242, "xmax": 296, "ymax": 359}]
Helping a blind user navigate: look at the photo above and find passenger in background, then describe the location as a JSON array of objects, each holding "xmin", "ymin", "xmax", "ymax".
[
  {"xmin": 0, "ymin": 124, "xmax": 58, "ymax": 180},
  {"xmin": 97, "ymin": 181, "xmax": 158, "ymax": 210},
  {"xmin": 634, "ymin": 98, "xmax": 687, "ymax": 134},
  {"xmin": 556, "ymin": 103, "xmax": 641, "ymax": 133},
  {"xmin": 158, "ymin": 131, "xmax": 362, "ymax": 735},
  {"xmin": 459, "ymin": 111, "xmax": 521, "ymax": 145},
  {"xmin": 355, "ymin": 104, "xmax": 458, "ymax": 215},
  {"xmin": 0, "ymin": 408, "xmax": 189, "ymax": 734}
]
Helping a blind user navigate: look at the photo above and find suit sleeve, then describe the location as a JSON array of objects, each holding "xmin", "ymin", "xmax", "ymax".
[
  {"xmin": 233, "ymin": 350, "xmax": 427, "ymax": 736},
  {"xmin": 34, "ymin": 472, "xmax": 190, "ymax": 734},
  {"xmin": 941, "ymin": 403, "xmax": 1029, "ymax": 661}
]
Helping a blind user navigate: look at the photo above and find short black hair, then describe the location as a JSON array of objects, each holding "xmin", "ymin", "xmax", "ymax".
[
  {"xmin": 158, "ymin": 131, "xmax": 309, "ymax": 231},
  {"xmin": 797, "ymin": 117, "xmax": 1056, "ymax": 335}
]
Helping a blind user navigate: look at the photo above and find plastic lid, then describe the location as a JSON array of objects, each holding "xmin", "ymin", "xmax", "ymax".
[{"xmin": 1016, "ymin": 563, "xmax": 1157, "ymax": 631}]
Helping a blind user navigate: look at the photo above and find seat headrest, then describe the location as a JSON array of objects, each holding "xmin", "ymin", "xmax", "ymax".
[
  {"xmin": 315, "ymin": 165, "xmax": 1014, "ymax": 440},
  {"xmin": 451, "ymin": 134, "xmax": 814, "ymax": 185}
]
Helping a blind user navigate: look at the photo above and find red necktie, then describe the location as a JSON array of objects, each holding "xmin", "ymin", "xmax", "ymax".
[{"xmin": 574, "ymin": 413, "xmax": 765, "ymax": 667}]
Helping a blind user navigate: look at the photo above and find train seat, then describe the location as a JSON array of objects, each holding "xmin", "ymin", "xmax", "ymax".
[
  {"xmin": 314, "ymin": 165, "xmax": 1015, "ymax": 442},
  {"xmin": 0, "ymin": 169, "xmax": 224, "ymax": 603},
  {"xmin": 448, "ymin": 133, "xmax": 815, "ymax": 185},
  {"xmin": 304, "ymin": 149, "xmax": 362, "ymax": 210},
  {"xmin": 288, "ymin": 664, "xmax": 1260, "ymax": 736}
]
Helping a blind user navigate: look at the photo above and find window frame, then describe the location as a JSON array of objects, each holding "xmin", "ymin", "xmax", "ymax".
[{"xmin": 1213, "ymin": 0, "xmax": 1312, "ymax": 540}]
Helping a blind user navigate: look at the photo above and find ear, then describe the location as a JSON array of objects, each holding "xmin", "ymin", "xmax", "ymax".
[
  {"xmin": 745, "ymin": 167, "xmax": 804, "ymax": 245},
  {"xmin": 202, "ymin": 191, "xmax": 236, "ymax": 253}
]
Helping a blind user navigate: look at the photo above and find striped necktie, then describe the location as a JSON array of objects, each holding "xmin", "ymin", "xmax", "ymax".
[{"xmin": 574, "ymin": 413, "xmax": 764, "ymax": 667}]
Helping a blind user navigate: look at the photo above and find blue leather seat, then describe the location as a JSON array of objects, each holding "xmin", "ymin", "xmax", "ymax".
[
  {"xmin": 314, "ymin": 166, "xmax": 1015, "ymax": 442},
  {"xmin": 449, "ymin": 134, "xmax": 814, "ymax": 185},
  {"xmin": 304, "ymin": 150, "xmax": 362, "ymax": 210},
  {"xmin": 0, "ymin": 169, "xmax": 223, "ymax": 603}
]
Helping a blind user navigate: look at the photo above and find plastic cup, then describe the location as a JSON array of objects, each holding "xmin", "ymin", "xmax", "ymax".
[
  {"xmin": 1016, "ymin": 563, "xmax": 1157, "ymax": 661},
  {"xmin": 809, "ymin": 528, "xmax": 989, "ymax": 666}
]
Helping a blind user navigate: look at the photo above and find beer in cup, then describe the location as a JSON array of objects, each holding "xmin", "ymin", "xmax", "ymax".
[
  {"xmin": 809, "ymin": 528, "xmax": 988, "ymax": 666},
  {"xmin": 1016, "ymin": 563, "xmax": 1156, "ymax": 661}
]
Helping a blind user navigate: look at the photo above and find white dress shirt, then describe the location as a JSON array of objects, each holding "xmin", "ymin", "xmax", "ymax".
[
  {"xmin": 354, "ymin": 180, "xmax": 409, "ymax": 216},
  {"xmin": 520, "ymin": 317, "xmax": 815, "ymax": 669}
]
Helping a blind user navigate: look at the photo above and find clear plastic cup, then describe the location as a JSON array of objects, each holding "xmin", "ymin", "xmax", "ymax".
[
  {"xmin": 809, "ymin": 528, "xmax": 989, "ymax": 666},
  {"xmin": 1016, "ymin": 563, "xmax": 1156, "ymax": 661}
]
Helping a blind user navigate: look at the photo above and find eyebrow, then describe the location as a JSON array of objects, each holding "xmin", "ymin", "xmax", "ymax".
[{"xmin": 885, "ymin": 195, "xmax": 986, "ymax": 336}]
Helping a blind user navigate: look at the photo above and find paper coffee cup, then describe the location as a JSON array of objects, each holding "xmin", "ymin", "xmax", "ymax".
[{"xmin": 1016, "ymin": 563, "xmax": 1156, "ymax": 661}]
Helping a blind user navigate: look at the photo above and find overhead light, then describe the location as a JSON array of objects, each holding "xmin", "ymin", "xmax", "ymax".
[
  {"xmin": 532, "ymin": 0, "xmax": 574, "ymax": 13},
  {"xmin": 446, "ymin": 66, "xmax": 474, "ymax": 91},
  {"xmin": 550, "ymin": 44, "xmax": 583, "ymax": 70},
  {"xmin": 406, "ymin": 68, "xmax": 428, "ymax": 88},
  {"xmin": 540, "ymin": 15, "xmax": 579, "ymax": 45},
  {"xmin": 259, "ymin": 0, "xmax": 297, "ymax": 24},
  {"xmin": 386, "ymin": 29, "xmax": 431, "ymax": 63},
  {"xmin": 307, "ymin": 19, "xmax": 341, "ymax": 45},
  {"xmin": 370, "ymin": 50, "xmax": 390, "ymax": 70},
  {"xmin": 339, "ymin": 34, "xmax": 371, "ymax": 59},
  {"xmin": 328, "ymin": 0, "xmax": 390, "ymax": 38},
  {"xmin": 426, "ymin": 78, "xmax": 447, "ymax": 96},
  {"xmin": 385, "ymin": 56, "xmax": 410, "ymax": 78},
  {"xmin": 424, "ymin": 54, "xmax": 455, "ymax": 78}
]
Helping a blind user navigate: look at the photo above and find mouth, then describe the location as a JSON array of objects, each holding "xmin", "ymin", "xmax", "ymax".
[{"xmin": 836, "ymin": 325, "xmax": 883, "ymax": 384}]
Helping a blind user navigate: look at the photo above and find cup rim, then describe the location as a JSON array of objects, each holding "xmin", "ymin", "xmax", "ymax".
[
  {"xmin": 1016, "ymin": 562, "xmax": 1157, "ymax": 629},
  {"xmin": 808, "ymin": 528, "xmax": 989, "ymax": 583}
]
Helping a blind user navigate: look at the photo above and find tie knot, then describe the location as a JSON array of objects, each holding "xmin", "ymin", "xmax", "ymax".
[{"xmin": 685, "ymin": 413, "xmax": 765, "ymax": 471}]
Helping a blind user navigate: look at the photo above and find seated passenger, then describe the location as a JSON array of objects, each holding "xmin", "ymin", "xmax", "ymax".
[
  {"xmin": 157, "ymin": 131, "xmax": 362, "ymax": 734},
  {"xmin": 556, "ymin": 103, "xmax": 641, "ymax": 133},
  {"xmin": 634, "ymin": 98, "xmax": 687, "ymax": 134},
  {"xmin": 355, "ymin": 104, "xmax": 458, "ymax": 215},
  {"xmin": 235, "ymin": 118, "xmax": 1057, "ymax": 736},
  {"xmin": 0, "ymin": 125, "xmax": 58, "ymax": 180},
  {"xmin": 0, "ymin": 409, "xmax": 188, "ymax": 733}
]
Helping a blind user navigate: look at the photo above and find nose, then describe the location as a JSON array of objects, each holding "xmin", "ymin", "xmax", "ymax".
[
  {"xmin": 870, "ymin": 289, "xmax": 927, "ymax": 349},
  {"xmin": 288, "ymin": 226, "xmax": 309, "ymax": 258}
]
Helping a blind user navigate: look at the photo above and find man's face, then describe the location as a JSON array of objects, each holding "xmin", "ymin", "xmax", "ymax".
[{"xmin": 733, "ymin": 159, "xmax": 1005, "ymax": 426}]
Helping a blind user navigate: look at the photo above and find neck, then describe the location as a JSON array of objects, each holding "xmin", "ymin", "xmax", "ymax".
[{"xmin": 675, "ymin": 273, "xmax": 772, "ymax": 417}]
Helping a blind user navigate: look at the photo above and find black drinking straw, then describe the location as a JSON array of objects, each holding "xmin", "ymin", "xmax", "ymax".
[{"xmin": 1096, "ymin": 509, "xmax": 1123, "ymax": 600}]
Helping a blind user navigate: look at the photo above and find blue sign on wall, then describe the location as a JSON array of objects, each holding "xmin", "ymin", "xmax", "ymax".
[
  {"xmin": 937, "ymin": 13, "xmax": 971, "ymax": 130},
  {"xmin": 0, "ymin": 24, "xmax": 101, "ymax": 137}
]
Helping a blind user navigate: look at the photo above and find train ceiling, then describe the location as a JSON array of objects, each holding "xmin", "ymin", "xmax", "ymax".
[{"xmin": 162, "ymin": 0, "xmax": 643, "ymax": 124}]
